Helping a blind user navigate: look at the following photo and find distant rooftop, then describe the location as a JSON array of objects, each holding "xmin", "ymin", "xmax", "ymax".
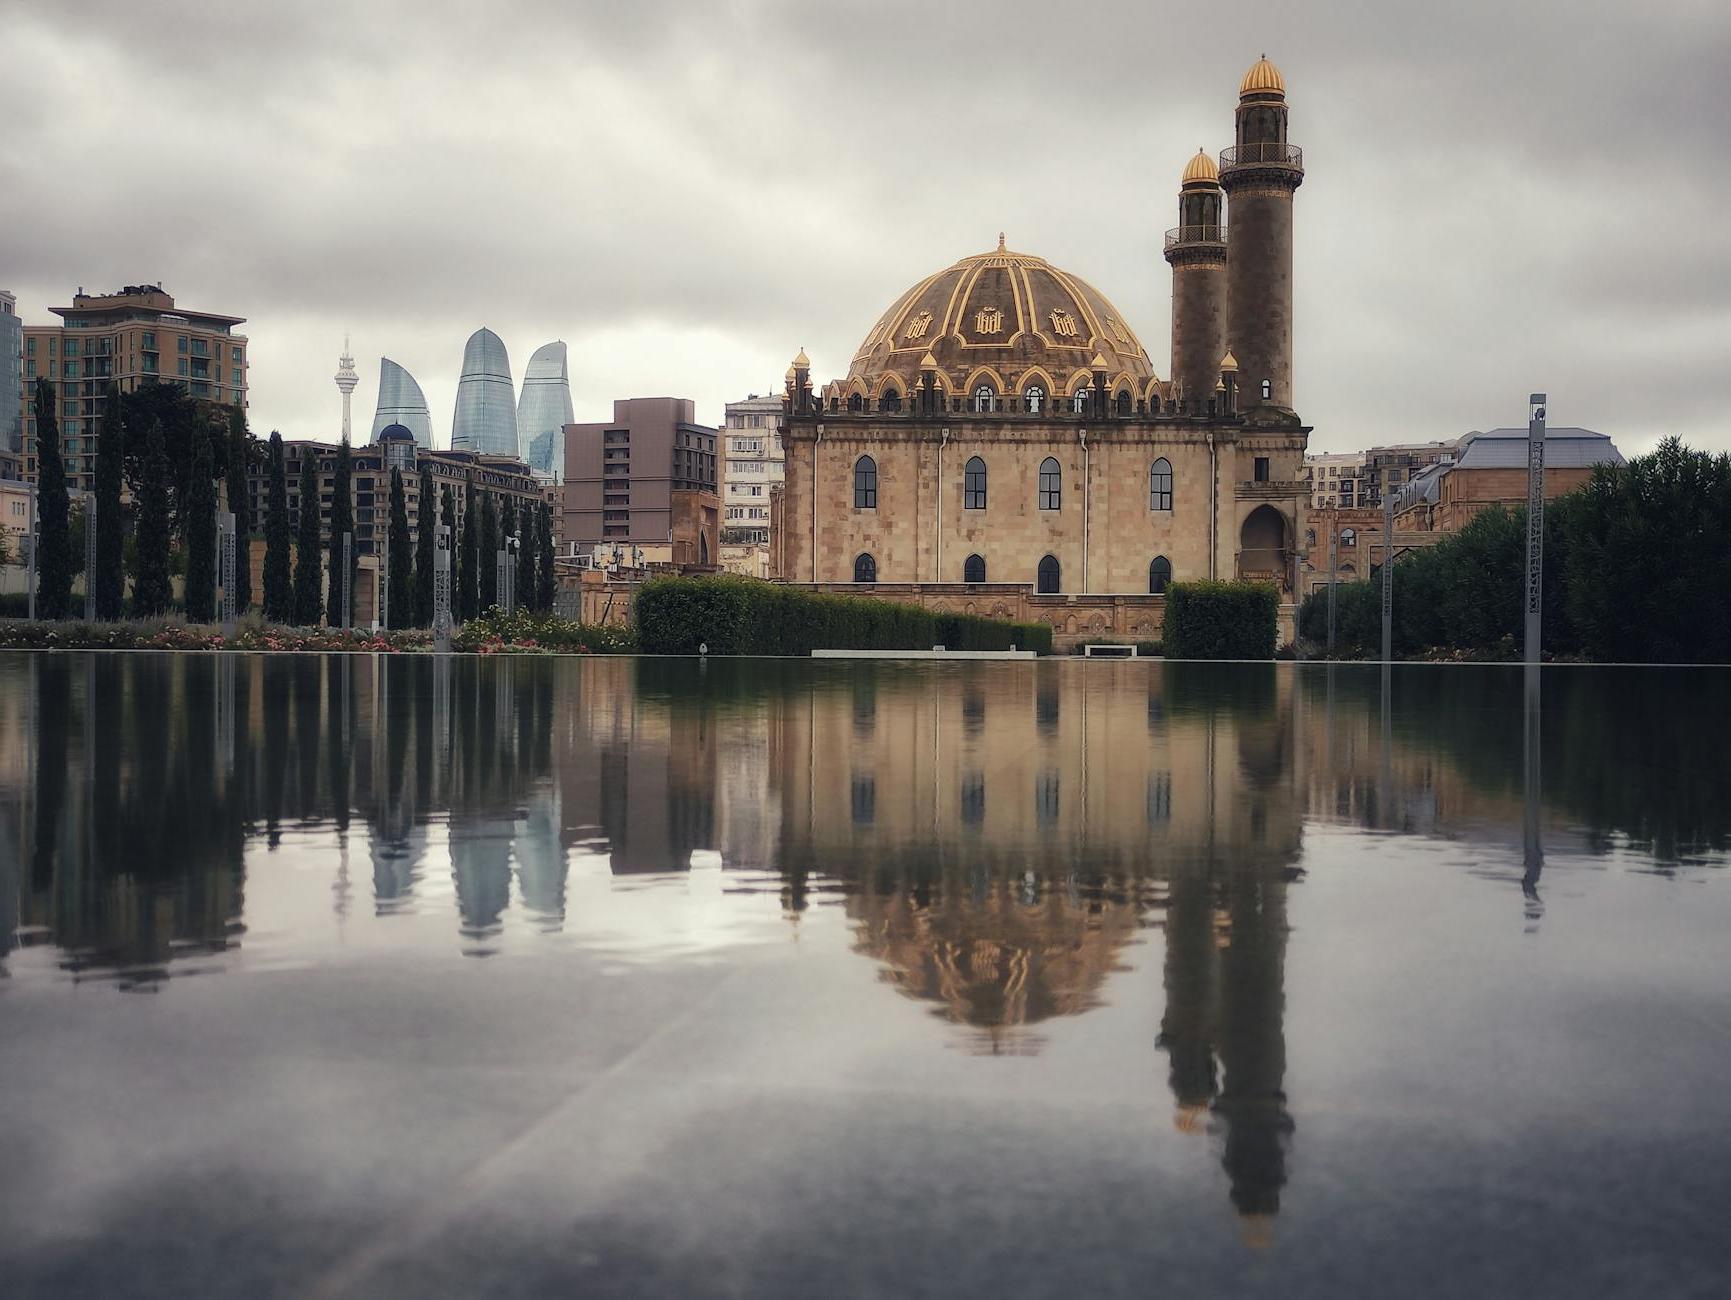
[
  {"xmin": 50, "ymin": 283, "xmax": 246, "ymax": 327},
  {"xmin": 1456, "ymin": 427, "xmax": 1624, "ymax": 470}
]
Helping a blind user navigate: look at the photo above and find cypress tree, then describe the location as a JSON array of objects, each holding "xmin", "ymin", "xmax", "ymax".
[
  {"xmin": 537, "ymin": 502, "xmax": 556, "ymax": 612},
  {"xmin": 92, "ymin": 383, "xmax": 126, "ymax": 619},
  {"xmin": 225, "ymin": 406, "xmax": 254, "ymax": 613},
  {"xmin": 183, "ymin": 430, "xmax": 217, "ymax": 622},
  {"xmin": 516, "ymin": 497, "xmax": 537, "ymax": 611},
  {"xmin": 32, "ymin": 379, "xmax": 73, "ymax": 619},
  {"xmin": 292, "ymin": 449, "xmax": 323, "ymax": 624},
  {"xmin": 457, "ymin": 482, "xmax": 479, "ymax": 621},
  {"xmin": 479, "ymin": 491, "xmax": 499, "ymax": 612},
  {"xmin": 325, "ymin": 438, "xmax": 354, "ymax": 627},
  {"xmin": 499, "ymin": 495, "xmax": 517, "ymax": 608},
  {"xmin": 441, "ymin": 484, "xmax": 458, "ymax": 622},
  {"xmin": 263, "ymin": 432, "xmax": 293, "ymax": 621},
  {"xmin": 387, "ymin": 468, "xmax": 413, "ymax": 630},
  {"xmin": 132, "ymin": 418, "xmax": 174, "ymax": 617},
  {"xmin": 414, "ymin": 462, "xmax": 436, "ymax": 626}
]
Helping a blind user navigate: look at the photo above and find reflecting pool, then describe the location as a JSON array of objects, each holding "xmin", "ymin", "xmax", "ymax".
[{"xmin": 2, "ymin": 653, "xmax": 1728, "ymax": 1298}]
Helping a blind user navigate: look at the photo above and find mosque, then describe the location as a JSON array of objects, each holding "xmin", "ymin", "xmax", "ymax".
[{"xmin": 773, "ymin": 57, "xmax": 1311, "ymax": 643}]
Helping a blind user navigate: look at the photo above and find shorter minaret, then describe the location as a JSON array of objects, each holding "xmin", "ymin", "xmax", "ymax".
[
  {"xmin": 334, "ymin": 336, "xmax": 359, "ymax": 441},
  {"xmin": 1165, "ymin": 149, "xmax": 1229, "ymax": 411}
]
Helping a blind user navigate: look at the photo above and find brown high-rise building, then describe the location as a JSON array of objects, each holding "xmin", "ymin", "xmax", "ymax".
[
  {"xmin": 564, "ymin": 397, "xmax": 720, "ymax": 565},
  {"xmin": 17, "ymin": 284, "xmax": 248, "ymax": 492},
  {"xmin": 1220, "ymin": 56, "xmax": 1303, "ymax": 410}
]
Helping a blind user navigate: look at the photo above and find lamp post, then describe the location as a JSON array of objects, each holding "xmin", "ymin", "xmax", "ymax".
[
  {"xmin": 1524, "ymin": 393, "xmax": 1547, "ymax": 665},
  {"xmin": 25, "ymin": 479, "xmax": 36, "ymax": 622},
  {"xmin": 218, "ymin": 509, "xmax": 237, "ymax": 638},
  {"xmin": 84, "ymin": 493, "xmax": 97, "ymax": 622},
  {"xmin": 503, "ymin": 532, "xmax": 520, "ymax": 616},
  {"xmin": 1326, "ymin": 525, "xmax": 1337, "ymax": 656},
  {"xmin": 433, "ymin": 522, "xmax": 453, "ymax": 654},
  {"xmin": 1381, "ymin": 484, "xmax": 1394, "ymax": 663},
  {"xmin": 340, "ymin": 531, "xmax": 353, "ymax": 631}
]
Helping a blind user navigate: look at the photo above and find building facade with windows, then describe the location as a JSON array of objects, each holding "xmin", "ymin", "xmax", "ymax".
[
  {"xmin": 1300, "ymin": 451, "xmax": 1366, "ymax": 511},
  {"xmin": 1, "ymin": 291, "xmax": 21, "ymax": 452},
  {"xmin": 16, "ymin": 284, "xmax": 248, "ymax": 492},
  {"xmin": 563, "ymin": 397, "xmax": 720, "ymax": 567},
  {"xmin": 778, "ymin": 59, "xmax": 1310, "ymax": 614},
  {"xmin": 721, "ymin": 394, "xmax": 785, "ymax": 547}
]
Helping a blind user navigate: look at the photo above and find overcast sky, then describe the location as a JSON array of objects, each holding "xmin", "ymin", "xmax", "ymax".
[{"xmin": 3, "ymin": 0, "xmax": 1727, "ymax": 456}]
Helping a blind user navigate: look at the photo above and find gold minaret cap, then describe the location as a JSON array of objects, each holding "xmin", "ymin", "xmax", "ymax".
[
  {"xmin": 1090, "ymin": 352, "xmax": 1108, "ymax": 369},
  {"xmin": 1182, "ymin": 148, "xmax": 1220, "ymax": 185},
  {"xmin": 793, "ymin": 348, "xmax": 811, "ymax": 369},
  {"xmin": 1215, "ymin": 378, "xmax": 1227, "ymax": 392},
  {"xmin": 1240, "ymin": 53, "xmax": 1285, "ymax": 97},
  {"xmin": 919, "ymin": 350, "xmax": 939, "ymax": 370},
  {"xmin": 1220, "ymin": 351, "xmax": 1240, "ymax": 372},
  {"xmin": 785, "ymin": 365, "xmax": 796, "ymax": 381}
]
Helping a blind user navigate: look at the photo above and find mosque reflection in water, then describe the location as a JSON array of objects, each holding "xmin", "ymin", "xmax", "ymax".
[{"xmin": 4, "ymin": 653, "xmax": 1728, "ymax": 1230}]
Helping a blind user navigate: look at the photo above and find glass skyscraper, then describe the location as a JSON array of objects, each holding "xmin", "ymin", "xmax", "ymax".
[
  {"xmin": 369, "ymin": 357, "xmax": 433, "ymax": 448},
  {"xmin": 450, "ymin": 328, "xmax": 519, "ymax": 457},
  {"xmin": 517, "ymin": 341, "xmax": 573, "ymax": 479}
]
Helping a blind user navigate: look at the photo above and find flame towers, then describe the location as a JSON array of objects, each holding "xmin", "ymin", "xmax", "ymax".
[
  {"xmin": 369, "ymin": 358, "xmax": 433, "ymax": 448},
  {"xmin": 518, "ymin": 341, "xmax": 574, "ymax": 479},
  {"xmin": 451, "ymin": 327, "xmax": 519, "ymax": 457}
]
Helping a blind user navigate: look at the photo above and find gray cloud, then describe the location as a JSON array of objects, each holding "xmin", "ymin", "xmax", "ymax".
[{"xmin": 2, "ymin": 0, "xmax": 1726, "ymax": 455}]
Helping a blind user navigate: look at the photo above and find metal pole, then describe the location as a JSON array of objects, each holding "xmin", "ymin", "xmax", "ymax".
[
  {"xmin": 1326, "ymin": 526, "xmax": 1337, "ymax": 656},
  {"xmin": 26, "ymin": 481, "xmax": 36, "ymax": 622},
  {"xmin": 84, "ymin": 494, "xmax": 97, "ymax": 621},
  {"xmin": 219, "ymin": 509, "xmax": 237, "ymax": 637},
  {"xmin": 1381, "ymin": 485, "xmax": 1394, "ymax": 662},
  {"xmin": 1524, "ymin": 393, "xmax": 1547, "ymax": 665},
  {"xmin": 1522, "ymin": 660, "xmax": 1544, "ymax": 918},
  {"xmin": 377, "ymin": 525, "xmax": 388, "ymax": 633},
  {"xmin": 341, "ymin": 531, "xmax": 353, "ymax": 631},
  {"xmin": 433, "ymin": 523, "xmax": 453, "ymax": 654}
]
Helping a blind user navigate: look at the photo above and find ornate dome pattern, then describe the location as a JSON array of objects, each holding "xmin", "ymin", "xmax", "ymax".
[{"xmin": 844, "ymin": 240, "xmax": 1157, "ymax": 398}]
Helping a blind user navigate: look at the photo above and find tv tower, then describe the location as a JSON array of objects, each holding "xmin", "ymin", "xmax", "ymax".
[{"xmin": 334, "ymin": 334, "xmax": 359, "ymax": 441}]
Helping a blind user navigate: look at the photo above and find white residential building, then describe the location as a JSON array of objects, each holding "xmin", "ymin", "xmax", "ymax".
[{"xmin": 720, "ymin": 394, "xmax": 785, "ymax": 547}]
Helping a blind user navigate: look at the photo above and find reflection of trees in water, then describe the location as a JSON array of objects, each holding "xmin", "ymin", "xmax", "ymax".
[
  {"xmin": 1302, "ymin": 666, "xmax": 1731, "ymax": 862},
  {"xmin": 13, "ymin": 654, "xmax": 562, "ymax": 981}
]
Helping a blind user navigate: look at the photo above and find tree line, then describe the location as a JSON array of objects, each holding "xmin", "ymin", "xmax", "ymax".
[
  {"xmin": 24, "ymin": 377, "xmax": 561, "ymax": 627},
  {"xmin": 1298, "ymin": 437, "xmax": 1731, "ymax": 663}
]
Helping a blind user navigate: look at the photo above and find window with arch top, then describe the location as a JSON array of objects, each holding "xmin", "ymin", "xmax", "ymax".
[
  {"xmin": 847, "ymin": 391, "xmax": 863, "ymax": 412},
  {"xmin": 964, "ymin": 554, "xmax": 986, "ymax": 584},
  {"xmin": 853, "ymin": 455, "xmax": 877, "ymax": 509},
  {"xmin": 880, "ymin": 388, "xmax": 902, "ymax": 413},
  {"xmin": 964, "ymin": 455, "xmax": 986, "ymax": 510},
  {"xmin": 1038, "ymin": 457, "xmax": 1062, "ymax": 511},
  {"xmin": 1024, "ymin": 384, "xmax": 1045, "ymax": 414},
  {"xmin": 1071, "ymin": 385, "xmax": 1090, "ymax": 414},
  {"xmin": 973, "ymin": 384, "xmax": 996, "ymax": 413},
  {"xmin": 1150, "ymin": 457, "xmax": 1173, "ymax": 511},
  {"xmin": 1037, "ymin": 554, "xmax": 1060, "ymax": 594},
  {"xmin": 1149, "ymin": 555, "xmax": 1172, "ymax": 594},
  {"xmin": 1260, "ymin": 378, "xmax": 1272, "ymax": 400},
  {"xmin": 1115, "ymin": 389, "xmax": 1132, "ymax": 416},
  {"xmin": 854, "ymin": 553, "xmax": 877, "ymax": 583}
]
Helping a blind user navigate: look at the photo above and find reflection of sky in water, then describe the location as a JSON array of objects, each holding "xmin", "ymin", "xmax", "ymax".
[{"xmin": 1, "ymin": 654, "xmax": 1728, "ymax": 1297}]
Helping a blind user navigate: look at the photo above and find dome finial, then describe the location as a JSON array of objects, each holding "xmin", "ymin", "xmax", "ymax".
[{"xmin": 997, "ymin": 231, "xmax": 1006, "ymax": 252}]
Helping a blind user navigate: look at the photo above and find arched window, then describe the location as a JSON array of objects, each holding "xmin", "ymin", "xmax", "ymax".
[
  {"xmin": 847, "ymin": 391, "xmax": 863, "ymax": 412},
  {"xmin": 1305, "ymin": 528, "xmax": 1316, "ymax": 547},
  {"xmin": 1149, "ymin": 555, "xmax": 1172, "ymax": 594},
  {"xmin": 1038, "ymin": 457, "xmax": 1062, "ymax": 511},
  {"xmin": 880, "ymin": 388, "xmax": 902, "ymax": 413},
  {"xmin": 1071, "ymin": 385, "xmax": 1090, "ymax": 414},
  {"xmin": 973, "ymin": 384, "xmax": 996, "ymax": 413},
  {"xmin": 1115, "ymin": 389, "xmax": 1132, "ymax": 416},
  {"xmin": 854, "ymin": 553, "xmax": 877, "ymax": 583},
  {"xmin": 853, "ymin": 455, "xmax": 877, "ymax": 509},
  {"xmin": 1260, "ymin": 378, "xmax": 1272, "ymax": 400},
  {"xmin": 964, "ymin": 455, "xmax": 986, "ymax": 510},
  {"xmin": 1024, "ymin": 385, "xmax": 1045, "ymax": 414},
  {"xmin": 1037, "ymin": 554, "xmax": 1060, "ymax": 594},
  {"xmin": 1149, "ymin": 457, "xmax": 1173, "ymax": 511},
  {"xmin": 1340, "ymin": 528, "xmax": 1356, "ymax": 549},
  {"xmin": 964, "ymin": 554, "xmax": 986, "ymax": 583}
]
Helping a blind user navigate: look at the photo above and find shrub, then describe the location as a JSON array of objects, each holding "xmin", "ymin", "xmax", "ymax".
[
  {"xmin": 453, "ymin": 605, "xmax": 636, "ymax": 654},
  {"xmin": 632, "ymin": 576, "xmax": 1043, "ymax": 655},
  {"xmin": 1162, "ymin": 580, "xmax": 1278, "ymax": 660}
]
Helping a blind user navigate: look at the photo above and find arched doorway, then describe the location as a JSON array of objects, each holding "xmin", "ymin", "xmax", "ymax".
[
  {"xmin": 1238, "ymin": 505, "xmax": 1289, "ymax": 588},
  {"xmin": 1037, "ymin": 554, "xmax": 1060, "ymax": 594}
]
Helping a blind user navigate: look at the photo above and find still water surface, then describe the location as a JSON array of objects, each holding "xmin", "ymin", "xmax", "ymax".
[{"xmin": 2, "ymin": 653, "xmax": 1728, "ymax": 1298}]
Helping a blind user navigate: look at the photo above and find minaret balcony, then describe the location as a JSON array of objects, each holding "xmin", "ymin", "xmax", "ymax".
[
  {"xmin": 1164, "ymin": 224, "xmax": 1227, "ymax": 250},
  {"xmin": 1219, "ymin": 143, "xmax": 1303, "ymax": 178}
]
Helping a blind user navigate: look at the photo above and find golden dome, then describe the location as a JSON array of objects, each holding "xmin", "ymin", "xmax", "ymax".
[
  {"xmin": 793, "ymin": 348, "xmax": 811, "ymax": 369},
  {"xmin": 785, "ymin": 365, "xmax": 796, "ymax": 381},
  {"xmin": 845, "ymin": 243, "xmax": 1155, "ymax": 395},
  {"xmin": 1220, "ymin": 351, "xmax": 1239, "ymax": 372},
  {"xmin": 1182, "ymin": 148, "xmax": 1220, "ymax": 185},
  {"xmin": 1240, "ymin": 54, "xmax": 1285, "ymax": 97}
]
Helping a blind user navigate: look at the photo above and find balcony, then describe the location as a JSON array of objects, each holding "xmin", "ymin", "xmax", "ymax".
[
  {"xmin": 1219, "ymin": 142, "xmax": 1303, "ymax": 173},
  {"xmin": 1237, "ymin": 479, "xmax": 1306, "ymax": 500},
  {"xmin": 1163, "ymin": 224, "xmax": 1227, "ymax": 250}
]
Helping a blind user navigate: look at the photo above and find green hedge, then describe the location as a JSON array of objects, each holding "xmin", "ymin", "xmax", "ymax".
[
  {"xmin": 1162, "ymin": 580, "xmax": 1278, "ymax": 660},
  {"xmin": 633, "ymin": 576, "xmax": 1049, "ymax": 655}
]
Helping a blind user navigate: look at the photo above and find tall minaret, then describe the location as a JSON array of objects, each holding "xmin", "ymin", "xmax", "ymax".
[
  {"xmin": 334, "ymin": 335, "xmax": 359, "ymax": 441},
  {"xmin": 1164, "ymin": 149, "xmax": 1229, "ymax": 411},
  {"xmin": 1221, "ymin": 55, "xmax": 1303, "ymax": 409}
]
